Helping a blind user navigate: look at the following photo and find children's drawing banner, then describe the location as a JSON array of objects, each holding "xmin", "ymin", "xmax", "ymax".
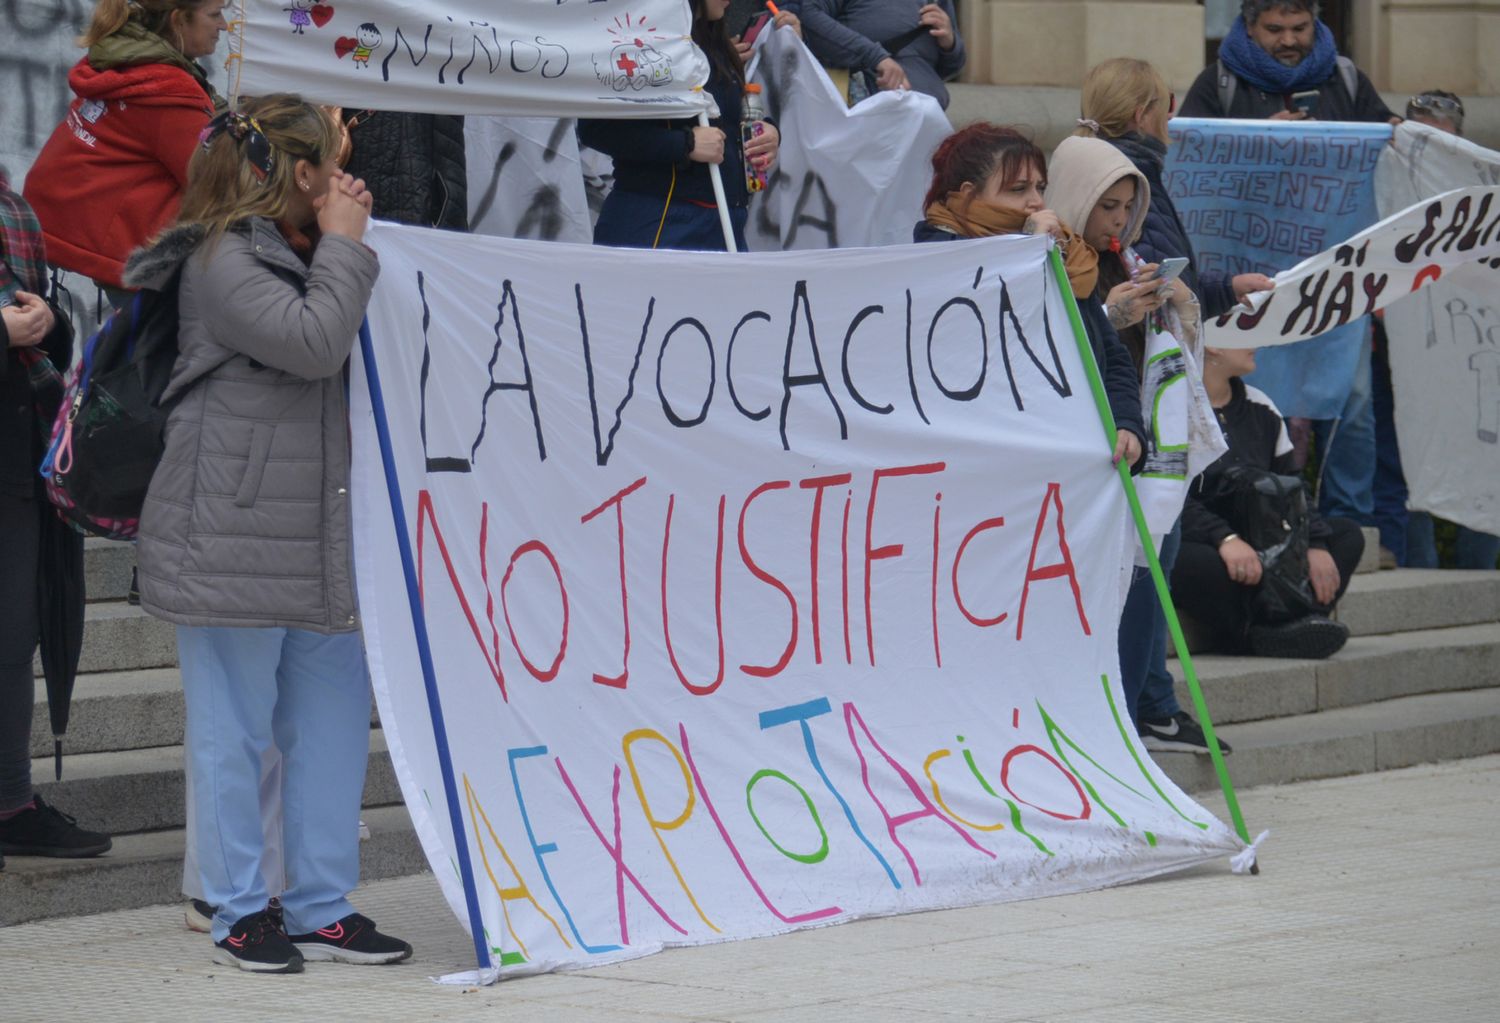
[
  {"xmin": 1165, "ymin": 118, "xmax": 1390, "ymax": 417},
  {"xmin": 349, "ymin": 224, "xmax": 1243, "ymax": 976},
  {"xmin": 231, "ymin": 0, "xmax": 716, "ymax": 118}
]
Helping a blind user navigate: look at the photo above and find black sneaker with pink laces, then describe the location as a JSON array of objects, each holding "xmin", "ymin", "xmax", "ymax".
[
  {"xmin": 213, "ymin": 909, "xmax": 304, "ymax": 974},
  {"xmin": 288, "ymin": 912, "xmax": 413, "ymax": 965}
]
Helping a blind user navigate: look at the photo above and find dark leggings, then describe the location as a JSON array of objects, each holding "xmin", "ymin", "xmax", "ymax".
[
  {"xmin": 1171, "ymin": 516, "xmax": 1365, "ymax": 654},
  {"xmin": 0, "ymin": 492, "xmax": 39, "ymax": 811}
]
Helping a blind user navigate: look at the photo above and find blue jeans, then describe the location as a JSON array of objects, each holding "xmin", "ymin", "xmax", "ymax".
[
  {"xmin": 1118, "ymin": 521, "xmax": 1183, "ymax": 728},
  {"xmin": 178, "ymin": 626, "xmax": 371, "ymax": 941},
  {"xmin": 1311, "ymin": 336, "xmax": 1375, "ymax": 524},
  {"xmin": 1369, "ymin": 330, "xmax": 1409, "ymax": 561},
  {"xmin": 1406, "ymin": 513, "xmax": 1500, "ymax": 570}
]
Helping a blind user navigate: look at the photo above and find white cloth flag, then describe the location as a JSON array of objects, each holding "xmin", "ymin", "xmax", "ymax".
[
  {"xmin": 465, "ymin": 116, "xmax": 594, "ymax": 243},
  {"xmin": 350, "ymin": 224, "xmax": 1242, "ymax": 978},
  {"xmin": 1375, "ymin": 123, "xmax": 1500, "ymax": 534},
  {"xmin": 746, "ymin": 26, "xmax": 951, "ymax": 250},
  {"xmin": 230, "ymin": 0, "xmax": 716, "ymax": 118},
  {"xmin": 1204, "ymin": 186, "xmax": 1500, "ymax": 349},
  {"xmin": 1135, "ymin": 324, "xmax": 1225, "ymax": 556}
]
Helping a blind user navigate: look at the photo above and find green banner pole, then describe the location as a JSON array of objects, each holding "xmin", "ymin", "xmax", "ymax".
[{"xmin": 1046, "ymin": 246, "xmax": 1253, "ymax": 849}]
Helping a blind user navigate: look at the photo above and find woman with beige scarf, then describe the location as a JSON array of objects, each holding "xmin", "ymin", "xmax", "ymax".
[{"xmin": 913, "ymin": 122, "xmax": 1145, "ymax": 468}]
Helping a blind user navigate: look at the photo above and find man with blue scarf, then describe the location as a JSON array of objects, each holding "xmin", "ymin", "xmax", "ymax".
[
  {"xmin": 1180, "ymin": 0, "xmax": 1393, "ymax": 123},
  {"xmin": 1179, "ymin": 0, "xmax": 1395, "ymax": 548}
]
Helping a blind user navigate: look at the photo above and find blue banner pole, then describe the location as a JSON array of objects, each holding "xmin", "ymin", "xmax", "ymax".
[{"xmin": 359, "ymin": 319, "xmax": 494, "ymax": 973}]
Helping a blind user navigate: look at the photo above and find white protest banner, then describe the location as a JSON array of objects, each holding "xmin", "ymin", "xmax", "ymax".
[
  {"xmin": 466, "ymin": 117, "xmax": 594, "ymax": 243},
  {"xmin": 1376, "ymin": 123, "xmax": 1500, "ymax": 534},
  {"xmin": 349, "ymin": 226, "xmax": 1244, "ymax": 978},
  {"xmin": 1204, "ymin": 186, "xmax": 1500, "ymax": 349},
  {"xmin": 746, "ymin": 27, "xmax": 951, "ymax": 250},
  {"xmin": 230, "ymin": 0, "xmax": 715, "ymax": 118}
]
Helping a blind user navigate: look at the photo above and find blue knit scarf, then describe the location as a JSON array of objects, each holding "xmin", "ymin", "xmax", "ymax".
[{"xmin": 1217, "ymin": 14, "xmax": 1337, "ymax": 95}]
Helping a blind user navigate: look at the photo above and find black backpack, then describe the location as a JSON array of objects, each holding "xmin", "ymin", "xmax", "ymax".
[{"xmin": 39, "ymin": 274, "xmax": 183, "ymax": 540}]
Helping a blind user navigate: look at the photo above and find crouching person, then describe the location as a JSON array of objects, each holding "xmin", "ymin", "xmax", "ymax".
[
  {"xmin": 126, "ymin": 94, "xmax": 410, "ymax": 973},
  {"xmin": 1173, "ymin": 346, "xmax": 1364, "ymax": 659}
]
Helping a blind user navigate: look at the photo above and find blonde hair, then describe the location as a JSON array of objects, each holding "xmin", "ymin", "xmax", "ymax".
[
  {"xmin": 80, "ymin": 0, "xmax": 206, "ymax": 48},
  {"xmin": 1076, "ymin": 58, "xmax": 1171, "ymax": 141},
  {"xmin": 175, "ymin": 94, "xmax": 340, "ymax": 248}
]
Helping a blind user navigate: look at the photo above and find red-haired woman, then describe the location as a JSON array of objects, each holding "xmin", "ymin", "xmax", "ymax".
[{"xmin": 914, "ymin": 122, "xmax": 1145, "ymax": 468}]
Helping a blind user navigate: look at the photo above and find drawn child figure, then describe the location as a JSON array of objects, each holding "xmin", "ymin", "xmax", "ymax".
[
  {"xmin": 353, "ymin": 22, "xmax": 380, "ymax": 67},
  {"xmin": 286, "ymin": 0, "xmax": 314, "ymax": 34}
]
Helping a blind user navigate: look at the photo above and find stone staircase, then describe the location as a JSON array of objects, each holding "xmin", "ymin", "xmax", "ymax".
[{"xmin": 3, "ymin": 536, "xmax": 1499, "ymax": 927}]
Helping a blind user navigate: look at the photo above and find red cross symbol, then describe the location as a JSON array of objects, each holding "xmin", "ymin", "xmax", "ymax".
[{"xmin": 616, "ymin": 51, "xmax": 639, "ymax": 77}]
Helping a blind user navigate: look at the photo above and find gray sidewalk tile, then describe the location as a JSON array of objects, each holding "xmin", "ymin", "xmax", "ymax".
[{"xmin": 4, "ymin": 755, "xmax": 1498, "ymax": 1022}]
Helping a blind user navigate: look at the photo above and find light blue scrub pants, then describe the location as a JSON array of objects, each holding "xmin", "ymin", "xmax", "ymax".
[{"xmin": 178, "ymin": 625, "xmax": 370, "ymax": 942}]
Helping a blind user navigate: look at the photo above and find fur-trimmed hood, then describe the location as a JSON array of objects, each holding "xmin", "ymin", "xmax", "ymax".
[{"xmin": 122, "ymin": 222, "xmax": 206, "ymax": 292}]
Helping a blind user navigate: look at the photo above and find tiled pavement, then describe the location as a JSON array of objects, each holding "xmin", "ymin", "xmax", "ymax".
[{"xmin": 5, "ymin": 755, "xmax": 1496, "ymax": 1022}]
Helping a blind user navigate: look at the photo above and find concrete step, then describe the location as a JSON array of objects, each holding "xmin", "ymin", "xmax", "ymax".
[
  {"xmin": 29, "ymin": 668, "xmax": 183, "ymax": 759},
  {"xmin": 0, "ymin": 804, "xmax": 425, "ymax": 928},
  {"xmin": 1334, "ymin": 568, "xmax": 1500, "ymax": 636},
  {"xmin": 1175, "ymin": 622, "xmax": 1500, "ymax": 725},
  {"xmin": 31, "ymin": 730, "xmax": 401, "ymax": 838},
  {"xmin": 29, "ymin": 667, "xmax": 383, "ymax": 760},
  {"xmin": 32, "ymin": 601, "xmax": 176, "ymax": 679},
  {"xmin": 1157, "ymin": 687, "xmax": 1500, "ymax": 793},
  {"xmin": 83, "ymin": 537, "xmax": 135, "ymax": 603}
]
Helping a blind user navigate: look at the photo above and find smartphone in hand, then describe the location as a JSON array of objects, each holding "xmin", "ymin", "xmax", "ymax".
[
  {"xmin": 1154, "ymin": 256, "xmax": 1190, "ymax": 282},
  {"xmin": 1290, "ymin": 90, "xmax": 1320, "ymax": 116}
]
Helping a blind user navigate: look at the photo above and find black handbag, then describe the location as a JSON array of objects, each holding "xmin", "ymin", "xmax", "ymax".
[{"xmin": 1221, "ymin": 465, "xmax": 1320, "ymax": 625}]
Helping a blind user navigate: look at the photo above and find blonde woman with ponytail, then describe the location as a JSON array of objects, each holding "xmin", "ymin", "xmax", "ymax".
[
  {"xmin": 122, "ymin": 94, "xmax": 412, "ymax": 974},
  {"xmin": 24, "ymin": 0, "xmax": 228, "ymax": 297},
  {"xmin": 1075, "ymin": 57, "xmax": 1273, "ymax": 324}
]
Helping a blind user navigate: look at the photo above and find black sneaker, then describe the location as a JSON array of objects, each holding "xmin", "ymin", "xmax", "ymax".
[
  {"xmin": 289, "ymin": 912, "xmax": 413, "ymax": 965},
  {"xmin": 213, "ymin": 909, "xmax": 304, "ymax": 974},
  {"xmin": 1139, "ymin": 712, "xmax": 1232, "ymax": 755},
  {"xmin": 185, "ymin": 898, "xmax": 215, "ymax": 933},
  {"xmin": 1248, "ymin": 615, "xmax": 1349, "ymax": 660},
  {"xmin": 0, "ymin": 795, "xmax": 112, "ymax": 857}
]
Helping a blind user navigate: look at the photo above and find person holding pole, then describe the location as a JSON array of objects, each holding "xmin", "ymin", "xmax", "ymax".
[
  {"xmin": 127, "ymin": 95, "xmax": 410, "ymax": 973},
  {"xmin": 580, "ymin": 0, "xmax": 780, "ymax": 251}
]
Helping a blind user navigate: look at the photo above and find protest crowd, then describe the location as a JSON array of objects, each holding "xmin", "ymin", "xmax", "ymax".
[{"xmin": 1, "ymin": 0, "xmax": 1494, "ymax": 977}]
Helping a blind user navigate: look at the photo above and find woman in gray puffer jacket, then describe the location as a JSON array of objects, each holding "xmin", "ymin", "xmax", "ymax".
[{"xmin": 124, "ymin": 95, "xmax": 410, "ymax": 974}]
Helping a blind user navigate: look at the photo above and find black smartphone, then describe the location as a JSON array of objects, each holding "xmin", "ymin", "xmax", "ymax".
[{"xmin": 1290, "ymin": 90, "xmax": 1320, "ymax": 116}]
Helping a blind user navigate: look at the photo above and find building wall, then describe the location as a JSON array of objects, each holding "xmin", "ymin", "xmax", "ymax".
[{"xmin": 959, "ymin": 0, "xmax": 1500, "ymax": 98}]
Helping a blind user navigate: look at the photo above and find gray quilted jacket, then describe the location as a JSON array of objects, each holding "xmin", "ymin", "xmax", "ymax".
[{"xmin": 123, "ymin": 217, "xmax": 379, "ymax": 632}]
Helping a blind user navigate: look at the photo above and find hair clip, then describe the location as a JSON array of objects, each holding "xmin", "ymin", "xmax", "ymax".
[
  {"xmin": 200, "ymin": 110, "xmax": 276, "ymax": 182},
  {"xmin": 1077, "ymin": 118, "xmax": 1102, "ymax": 132}
]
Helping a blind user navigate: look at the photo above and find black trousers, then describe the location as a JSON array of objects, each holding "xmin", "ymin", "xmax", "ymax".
[
  {"xmin": 0, "ymin": 492, "xmax": 40, "ymax": 810},
  {"xmin": 1172, "ymin": 516, "xmax": 1365, "ymax": 654}
]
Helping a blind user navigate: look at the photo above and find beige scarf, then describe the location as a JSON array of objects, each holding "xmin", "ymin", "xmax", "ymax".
[{"xmin": 924, "ymin": 194, "xmax": 1100, "ymax": 299}]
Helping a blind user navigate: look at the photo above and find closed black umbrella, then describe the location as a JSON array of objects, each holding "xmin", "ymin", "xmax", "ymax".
[{"xmin": 35, "ymin": 505, "xmax": 85, "ymax": 781}]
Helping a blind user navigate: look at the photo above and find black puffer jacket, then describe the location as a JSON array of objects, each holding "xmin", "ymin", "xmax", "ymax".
[
  {"xmin": 1105, "ymin": 132, "xmax": 1238, "ymax": 322},
  {"xmin": 342, "ymin": 111, "xmax": 468, "ymax": 230}
]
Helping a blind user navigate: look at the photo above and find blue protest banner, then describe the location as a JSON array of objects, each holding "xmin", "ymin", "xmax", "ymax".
[{"xmin": 1165, "ymin": 118, "xmax": 1392, "ymax": 417}]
